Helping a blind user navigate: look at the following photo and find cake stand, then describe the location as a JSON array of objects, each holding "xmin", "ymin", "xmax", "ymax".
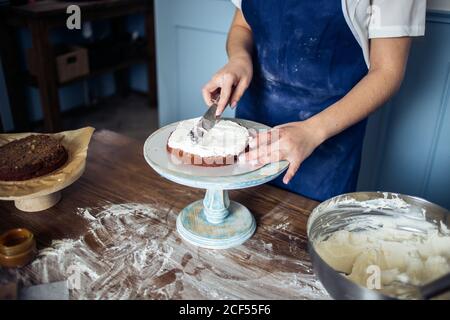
[
  {"xmin": 143, "ymin": 119, "xmax": 289, "ymax": 249},
  {"xmin": 0, "ymin": 165, "xmax": 86, "ymax": 212},
  {"xmin": 0, "ymin": 127, "xmax": 94, "ymax": 212}
]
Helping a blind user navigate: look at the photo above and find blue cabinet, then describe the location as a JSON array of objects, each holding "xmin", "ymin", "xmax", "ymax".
[
  {"xmin": 155, "ymin": 1, "xmax": 450, "ymax": 209},
  {"xmin": 155, "ymin": 0, "xmax": 236, "ymax": 126}
]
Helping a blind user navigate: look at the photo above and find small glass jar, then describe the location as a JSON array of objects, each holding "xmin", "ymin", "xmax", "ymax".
[{"xmin": 0, "ymin": 228, "xmax": 37, "ymax": 268}]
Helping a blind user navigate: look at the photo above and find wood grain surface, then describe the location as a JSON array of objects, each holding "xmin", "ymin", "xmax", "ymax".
[{"xmin": 0, "ymin": 130, "xmax": 329, "ymax": 299}]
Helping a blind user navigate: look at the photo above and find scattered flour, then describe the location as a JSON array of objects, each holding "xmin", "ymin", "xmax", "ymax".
[
  {"xmin": 274, "ymin": 222, "xmax": 290, "ymax": 231},
  {"xmin": 2, "ymin": 203, "xmax": 329, "ymax": 300}
]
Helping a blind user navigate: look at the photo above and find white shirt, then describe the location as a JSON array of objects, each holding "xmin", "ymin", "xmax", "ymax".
[{"xmin": 230, "ymin": 0, "xmax": 427, "ymax": 68}]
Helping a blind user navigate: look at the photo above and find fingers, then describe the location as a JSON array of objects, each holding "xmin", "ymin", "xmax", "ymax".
[
  {"xmin": 244, "ymin": 139, "xmax": 302, "ymax": 184},
  {"xmin": 249, "ymin": 128, "xmax": 282, "ymax": 148},
  {"xmin": 230, "ymin": 78, "xmax": 249, "ymax": 108},
  {"xmin": 245, "ymin": 131, "xmax": 271, "ymax": 160},
  {"xmin": 216, "ymin": 74, "xmax": 235, "ymax": 115},
  {"xmin": 283, "ymin": 160, "xmax": 301, "ymax": 184},
  {"xmin": 243, "ymin": 132, "xmax": 281, "ymax": 164},
  {"xmin": 202, "ymin": 81, "xmax": 219, "ymax": 106},
  {"xmin": 242, "ymin": 143, "xmax": 273, "ymax": 164},
  {"xmin": 202, "ymin": 74, "xmax": 236, "ymax": 116},
  {"xmin": 256, "ymin": 151, "xmax": 279, "ymax": 165},
  {"xmin": 244, "ymin": 147, "xmax": 259, "ymax": 161}
]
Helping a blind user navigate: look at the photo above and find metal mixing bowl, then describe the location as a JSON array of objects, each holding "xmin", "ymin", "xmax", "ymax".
[{"xmin": 307, "ymin": 192, "xmax": 450, "ymax": 300}]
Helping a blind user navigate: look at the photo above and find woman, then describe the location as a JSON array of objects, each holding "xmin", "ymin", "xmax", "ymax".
[{"xmin": 202, "ymin": 0, "xmax": 426, "ymax": 201}]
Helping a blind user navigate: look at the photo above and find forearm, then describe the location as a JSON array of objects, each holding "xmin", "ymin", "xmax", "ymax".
[
  {"xmin": 202, "ymin": 9, "xmax": 254, "ymax": 112},
  {"xmin": 226, "ymin": 10, "xmax": 253, "ymax": 62},
  {"xmin": 306, "ymin": 68, "xmax": 403, "ymax": 142},
  {"xmin": 305, "ymin": 37, "xmax": 411, "ymax": 143}
]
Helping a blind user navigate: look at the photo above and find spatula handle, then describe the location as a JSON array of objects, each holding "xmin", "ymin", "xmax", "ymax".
[{"xmin": 211, "ymin": 91, "xmax": 221, "ymax": 105}]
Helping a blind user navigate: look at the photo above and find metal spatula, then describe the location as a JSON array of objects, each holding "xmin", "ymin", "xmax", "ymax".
[{"xmin": 189, "ymin": 93, "xmax": 220, "ymax": 143}]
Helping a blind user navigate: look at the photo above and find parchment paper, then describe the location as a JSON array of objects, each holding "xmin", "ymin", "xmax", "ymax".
[{"xmin": 0, "ymin": 127, "xmax": 95, "ymax": 199}]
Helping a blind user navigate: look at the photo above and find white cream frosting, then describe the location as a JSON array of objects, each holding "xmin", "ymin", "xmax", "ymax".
[
  {"xmin": 316, "ymin": 229, "xmax": 450, "ymax": 294},
  {"xmin": 167, "ymin": 117, "xmax": 249, "ymax": 158},
  {"xmin": 313, "ymin": 196, "xmax": 450, "ymax": 299}
]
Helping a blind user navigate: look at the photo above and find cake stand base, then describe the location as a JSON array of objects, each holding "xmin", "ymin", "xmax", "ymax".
[
  {"xmin": 176, "ymin": 198, "xmax": 256, "ymax": 250},
  {"xmin": 14, "ymin": 191, "xmax": 61, "ymax": 212}
]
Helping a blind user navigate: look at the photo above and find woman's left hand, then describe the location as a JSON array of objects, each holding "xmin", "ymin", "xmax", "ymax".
[{"xmin": 242, "ymin": 121, "xmax": 325, "ymax": 184}]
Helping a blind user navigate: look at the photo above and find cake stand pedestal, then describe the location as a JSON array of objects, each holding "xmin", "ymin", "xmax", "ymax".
[
  {"xmin": 176, "ymin": 189, "xmax": 256, "ymax": 249},
  {"xmin": 144, "ymin": 119, "xmax": 288, "ymax": 249},
  {"xmin": 14, "ymin": 191, "xmax": 62, "ymax": 212},
  {"xmin": 0, "ymin": 163, "xmax": 86, "ymax": 213}
]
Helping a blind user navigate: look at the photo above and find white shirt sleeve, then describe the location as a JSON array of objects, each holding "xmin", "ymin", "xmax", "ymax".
[
  {"xmin": 368, "ymin": 0, "xmax": 426, "ymax": 38},
  {"xmin": 231, "ymin": 0, "xmax": 242, "ymax": 10}
]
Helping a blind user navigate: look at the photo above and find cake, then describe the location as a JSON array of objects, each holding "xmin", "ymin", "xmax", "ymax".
[
  {"xmin": 0, "ymin": 135, "xmax": 68, "ymax": 181},
  {"xmin": 167, "ymin": 118, "xmax": 250, "ymax": 167}
]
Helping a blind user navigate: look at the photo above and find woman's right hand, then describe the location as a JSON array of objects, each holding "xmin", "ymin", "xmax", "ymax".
[{"xmin": 202, "ymin": 55, "xmax": 253, "ymax": 116}]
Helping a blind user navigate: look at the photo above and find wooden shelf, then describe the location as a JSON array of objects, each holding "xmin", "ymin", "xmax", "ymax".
[
  {"xmin": 25, "ymin": 55, "xmax": 147, "ymax": 87},
  {"xmin": 1, "ymin": 0, "xmax": 157, "ymax": 132}
]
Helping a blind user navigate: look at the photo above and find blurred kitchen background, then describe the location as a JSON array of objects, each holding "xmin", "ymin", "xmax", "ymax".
[{"xmin": 0, "ymin": 0, "xmax": 449, "ymax": 209}]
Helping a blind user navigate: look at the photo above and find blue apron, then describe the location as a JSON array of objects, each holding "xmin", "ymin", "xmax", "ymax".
[{"xmin": 237, "ymin": 0, "xmax": 369, "ymax": 201}]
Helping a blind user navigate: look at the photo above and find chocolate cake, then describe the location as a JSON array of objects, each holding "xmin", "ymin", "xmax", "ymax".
[
  {"xmin": 167, "ymin": 118, "xmax": 250, "ymax": 167},
  {"xmin": 0, "ymin": 135, "xmax": 68, "ymax": 181}
]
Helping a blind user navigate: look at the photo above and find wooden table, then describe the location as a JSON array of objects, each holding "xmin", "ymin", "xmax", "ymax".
[
  {"xmin": 0, "ymin": 131, "xmax": 329, "ymax": 299},
  {"xmin": 0, "ymin": 0, "xmax": 157, "ymax": 132}
]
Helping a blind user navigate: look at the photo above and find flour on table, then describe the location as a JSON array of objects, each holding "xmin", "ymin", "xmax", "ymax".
[
  {"xmin": 274, "ymin": 222, "xmax": 290, "ymax": 231},
  {"xmin": 3, "ymin": 203, "xmax": 328, "ymax": 300}
]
